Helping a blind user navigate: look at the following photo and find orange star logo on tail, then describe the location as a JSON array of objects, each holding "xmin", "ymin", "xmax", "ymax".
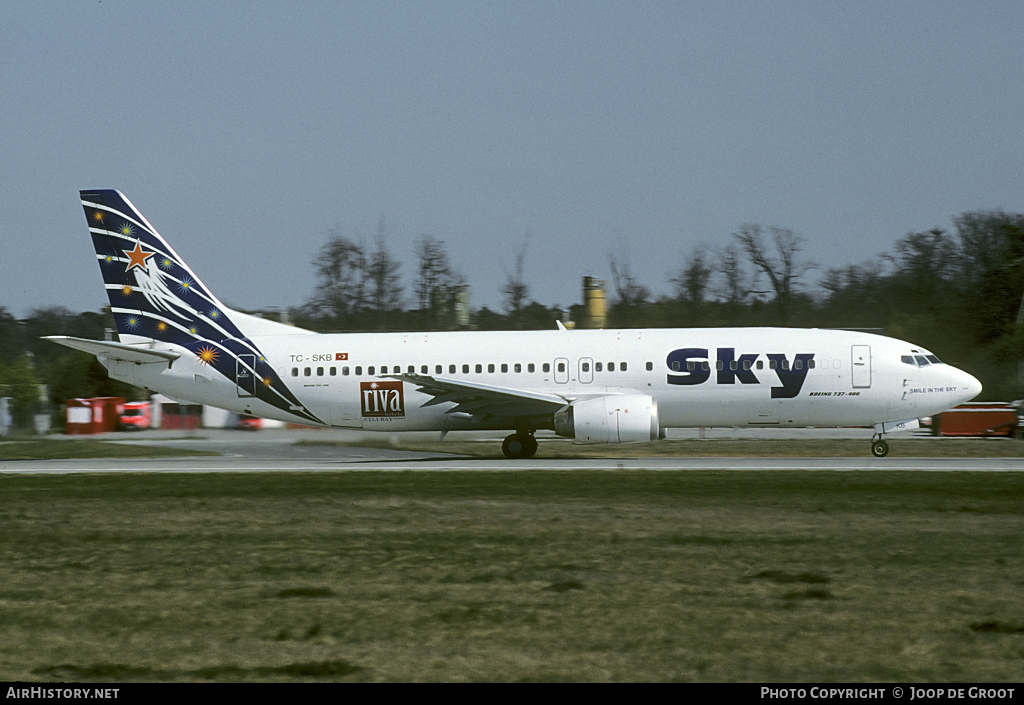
[{"xmin": 124, "ymin": 241, "xmax": 155, "ymax": 272}]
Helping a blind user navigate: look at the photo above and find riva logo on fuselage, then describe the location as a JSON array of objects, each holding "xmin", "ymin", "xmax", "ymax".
[
  {"xmin": 360, "ymin": 380, "xmax": 405, "ymax": 418},
  {"xmin": 667, "ymin": 347, "xmax": 815, "ymax": 399}
]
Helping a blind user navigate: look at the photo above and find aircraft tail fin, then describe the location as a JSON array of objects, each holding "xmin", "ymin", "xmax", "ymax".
[{"xmin": 80, "ymin": 190, "xmax": 309, "ymax": 345}]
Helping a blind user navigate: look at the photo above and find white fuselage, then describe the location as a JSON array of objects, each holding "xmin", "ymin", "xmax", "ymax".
[{"xmin": 100, "ymin": 327, "xmax": 981, "ymax": 435}]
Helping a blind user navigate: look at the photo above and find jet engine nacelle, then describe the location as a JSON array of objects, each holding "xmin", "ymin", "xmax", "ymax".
[{"xmin": 553, "ymin": 394, "xmax": 660, "ymax": 444}]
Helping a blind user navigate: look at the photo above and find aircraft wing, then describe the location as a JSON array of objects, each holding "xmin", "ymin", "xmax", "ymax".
[
  {"xmin": 388, "ymin": 374, "xmax": 569, "ymax": 423},
  {"xmin": 44, "ymin": 336, "xmax": 181, "ymax": 364}
]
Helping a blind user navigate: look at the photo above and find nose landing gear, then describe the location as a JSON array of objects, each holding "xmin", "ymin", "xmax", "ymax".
[{"xmin": 870, "ymin": 438, "xmax": 890, "ymax": 457}]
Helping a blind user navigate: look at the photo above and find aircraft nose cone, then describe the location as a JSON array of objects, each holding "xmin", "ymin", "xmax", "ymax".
[{"xmin": 950, "ymin": 367, "xmax": 982, "ymax": 406}]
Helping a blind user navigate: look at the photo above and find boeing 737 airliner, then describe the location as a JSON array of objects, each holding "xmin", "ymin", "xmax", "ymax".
[{"xmin": 47, "ymin": 190, "xmax": 982, "ymax": 457}]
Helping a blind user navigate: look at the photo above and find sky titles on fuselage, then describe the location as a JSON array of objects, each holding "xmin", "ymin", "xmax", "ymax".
[{"xmin": 666, "ymin": 347, "xmax": 814, "ymax": 399}]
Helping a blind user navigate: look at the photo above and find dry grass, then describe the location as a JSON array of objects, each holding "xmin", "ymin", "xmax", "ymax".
[
  {"xmin": 2, "ymin": 471, "xmax": 1023, "ymax": 682},
  {"xmin": 0, "ymin": 438, "xmax": 217, "ymax": 461}
]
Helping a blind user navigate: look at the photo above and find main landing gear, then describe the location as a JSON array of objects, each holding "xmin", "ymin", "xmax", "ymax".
[{"xmin": 502, "ymin": 432, "xmax": 538, "ymax": 459}]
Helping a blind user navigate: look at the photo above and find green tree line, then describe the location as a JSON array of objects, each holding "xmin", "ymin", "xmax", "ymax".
[{"xmin": 0, "ymin": 307, "xmax": 139, "ymax": 431}]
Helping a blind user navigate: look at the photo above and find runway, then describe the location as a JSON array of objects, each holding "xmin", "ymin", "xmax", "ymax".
[
  {"xmin": 5, "ymin": 457, "xmax": 1024, "ymax": 474},
  {"xmin": 3, "ymin": 427, "xmax": 1023, "ymax": 473}
]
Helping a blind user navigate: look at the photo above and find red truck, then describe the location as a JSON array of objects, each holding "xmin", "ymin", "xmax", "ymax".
[
  {"xmin": 930, "ymin": 403, "xmax": 1018, "ymax": 437},
  {"xmin": 119, "ymin": 401, "xmax": 152, "ymax": 431}
]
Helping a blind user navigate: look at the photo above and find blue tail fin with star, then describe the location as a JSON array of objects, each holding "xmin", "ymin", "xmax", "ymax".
[
  {"xmin": 80, "ymin": 189, "xmax": 304, "ymax": 345},
  {"xmin": 76, "ymin": 189, "xmax": 322, "ymax": 426}
]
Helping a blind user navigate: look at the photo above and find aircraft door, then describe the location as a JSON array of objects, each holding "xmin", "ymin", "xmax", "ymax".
[
  {"xmin": 236, "ymin": 354, "xmax": 257, "ymax": 397},
  {"xmin": 554, "ymin": 357, "xmax": 569, "ymax": 384},
  {"xmin": 579, "ymin": 358, "xmax": 594, "ymax": 384},
  {"xmin": 851, "ymin": 345, "xmax": 871, "ymax": 388}
]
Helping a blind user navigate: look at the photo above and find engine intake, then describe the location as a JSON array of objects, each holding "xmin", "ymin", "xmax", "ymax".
[{"xmin": 554, "ymin": 394, "xmax": 660, "ymax": 444}]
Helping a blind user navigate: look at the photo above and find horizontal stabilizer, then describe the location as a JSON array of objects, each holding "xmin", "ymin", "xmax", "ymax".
[{"xmin": 44, "ymin": 336, "xmax": 180, "ymax": 364}]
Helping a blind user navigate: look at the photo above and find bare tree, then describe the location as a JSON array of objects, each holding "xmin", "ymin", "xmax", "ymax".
[
  {"xmin": 414, "ymin": 235, "xmax": 465, "ymax": 328},
  {"xmin": 670, "ymin": 244, "xmax": 714, "ymax": 307},
  {"xmin": 608, "ymin": 238, "xmax": 650, "ymax": 310},
  {"xmin": 886, "ymin": 228, "xmax": 958, "ymax": 307},
  {"xmin": 818, "ymin": 258, "xmax": 887, "ymax": 328},
  {"xmin": 306, "ymin": 216, "xmax": 404, "ymax": 330},
  {"xmin": 734, "ymin": 224, "xmax": 815, "ymax": 324},
  {"xmin": 502, "ymin": 232, "xmax": 531, "ymax": 327},
  {"xmin": 307, "ymin": 227, "xmax": 367, "ymax": 326},
  {"xmin": 366, "ymin": 215, "xmax": 403, "ymax": 330},
  {"xmin": 714, "ymin": 242, "xmax": 755, "ymax": 313}
]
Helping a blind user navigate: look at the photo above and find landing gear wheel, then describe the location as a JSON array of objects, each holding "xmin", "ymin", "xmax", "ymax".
[
  {"xmin": 502, "ymin": 433, "xmax": 538, "ymax": 459},
  {"xmin": 871, "ymin": 439, "xmax": 889, "ymax": 458},
  {"xmin": 523, "ymin": 434, "xmax": 538, "ymax": 458}
]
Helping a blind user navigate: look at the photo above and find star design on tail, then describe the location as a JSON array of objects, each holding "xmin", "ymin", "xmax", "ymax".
[
  {"xmin": 124, "ymin": 241, "xmax": 155, "ymax": 273},
  {"xmin": 196, "ymin": 345, "xmax": 220, "ymax": 366}
]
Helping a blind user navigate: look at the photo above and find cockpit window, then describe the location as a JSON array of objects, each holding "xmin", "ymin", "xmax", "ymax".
[{"xmin": 902, "ymin": 353, "xmax": 943, "ymax": 367}]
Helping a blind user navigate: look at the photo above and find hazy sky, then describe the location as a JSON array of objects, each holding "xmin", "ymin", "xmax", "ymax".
[{"xmin": 3, "ymin": 1, "xmax": 1022, "ymax": 320}]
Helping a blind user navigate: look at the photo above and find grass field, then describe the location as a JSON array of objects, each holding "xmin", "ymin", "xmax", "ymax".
[
  {"xmin": 2, "ymin": 469, "xmax": 1023, "ymax": 682},
  {"xmin": 0, "ymin": 438, "xmax": 217, "ymax": 461}
]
